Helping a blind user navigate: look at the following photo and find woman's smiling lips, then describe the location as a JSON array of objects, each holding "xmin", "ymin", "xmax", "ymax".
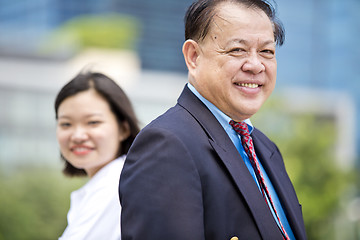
[{"xmin": 70, "ymin": 145, "xmax": 94, "ymax": 156}]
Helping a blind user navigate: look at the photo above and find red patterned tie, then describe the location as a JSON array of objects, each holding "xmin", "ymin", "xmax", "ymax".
[{"xmin": 229, "ymin": 120, "xmax": 290, "ymax": 240}]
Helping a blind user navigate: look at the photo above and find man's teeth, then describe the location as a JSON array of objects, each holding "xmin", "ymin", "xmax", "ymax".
[{"xmin": 237, "ymin": 83, "xmax": 259, "ymax": 88}]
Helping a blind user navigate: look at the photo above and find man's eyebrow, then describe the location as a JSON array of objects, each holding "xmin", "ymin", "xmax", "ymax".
[{"xmin": 228, "ymin": 39, "xmax": 275, "ymax": 46}]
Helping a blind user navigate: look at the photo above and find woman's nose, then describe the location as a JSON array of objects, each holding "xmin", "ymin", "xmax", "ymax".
[{"xmin": 70, "ymin": 127, "xmax": 88, "ymax": 143}]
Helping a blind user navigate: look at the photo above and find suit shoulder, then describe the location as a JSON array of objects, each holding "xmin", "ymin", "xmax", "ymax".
[{"xmin": 143, "ymin": 104, "xmax": 199, "ymax": 133}]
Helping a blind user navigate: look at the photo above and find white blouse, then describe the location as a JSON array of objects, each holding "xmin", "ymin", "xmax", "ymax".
[{"xmin": 59, "ymin": 155, "xmax": 125, "ymax": 240}]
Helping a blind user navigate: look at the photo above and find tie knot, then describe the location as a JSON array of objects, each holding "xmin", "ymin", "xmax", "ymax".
[{"xmin": 229, "ymin": 120, "xmax": 250, "ymax": 137}]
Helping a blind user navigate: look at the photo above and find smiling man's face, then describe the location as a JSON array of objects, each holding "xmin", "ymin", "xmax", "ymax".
[{"xmin": 188, "ymin": 2, "xmax": 277, "ymax": 122}]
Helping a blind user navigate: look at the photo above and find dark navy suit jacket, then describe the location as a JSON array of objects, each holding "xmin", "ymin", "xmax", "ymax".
[{"xmin": 119, "ymin": 86, "xmax": 307, "ymax": 240}]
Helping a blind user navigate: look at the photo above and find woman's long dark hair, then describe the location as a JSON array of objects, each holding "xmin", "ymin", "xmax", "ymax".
[{"xmin": 55, "ymin": 71, "xmax": 140, "ymax": 176}]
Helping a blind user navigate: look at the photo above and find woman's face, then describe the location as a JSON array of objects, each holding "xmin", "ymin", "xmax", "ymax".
[{"xmin": 56, "ymin": 88, "xmax": 129, "ymax": 177}]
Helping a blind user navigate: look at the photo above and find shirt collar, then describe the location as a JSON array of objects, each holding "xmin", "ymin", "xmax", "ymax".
[{"xmin": 187, "ymin": 83, "xmax": 254, "ymax": 133}]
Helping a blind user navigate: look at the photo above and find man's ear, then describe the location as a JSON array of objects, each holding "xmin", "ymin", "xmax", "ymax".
[{"xmin": 182, "ymin": 39, "xmax": 200, "ymax": 72}]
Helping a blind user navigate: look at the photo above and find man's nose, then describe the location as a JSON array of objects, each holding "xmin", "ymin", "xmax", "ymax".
[{"xmin": 241, "ymin": 54, "xmax": 265, "ymax": 74}]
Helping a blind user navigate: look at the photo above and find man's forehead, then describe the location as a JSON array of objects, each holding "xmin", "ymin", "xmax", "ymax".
[
  {"xmin": 212, "ymin": 2, "xmax": 269, "ymax": 24},
  {"xmin": 207, "ymin": 4, "xmax": 273, "ymax": 37}
]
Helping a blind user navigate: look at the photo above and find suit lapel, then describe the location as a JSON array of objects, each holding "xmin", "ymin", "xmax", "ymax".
[
  {"xmin": 178, "ymin": 86, "xmax": 283, "ymax": 239},
  {"xmin": 252, "ymin": 130, "xmax": 307, "ymax": 240}
]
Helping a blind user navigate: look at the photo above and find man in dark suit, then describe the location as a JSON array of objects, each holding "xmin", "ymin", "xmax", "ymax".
[{"xmin": 119, "ymin": 0, "xmax": 307, "ymax": 239}]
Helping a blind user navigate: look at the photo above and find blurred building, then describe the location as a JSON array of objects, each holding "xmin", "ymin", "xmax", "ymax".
[{"xmin": 0, "ymin": 0, "xmax": 359, "ymax": 166}]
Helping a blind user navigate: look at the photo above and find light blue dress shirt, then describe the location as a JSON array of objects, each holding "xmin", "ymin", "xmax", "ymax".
[{"xmin": 187, "ymin": 83, "xmax": 295, "ymax": 240}]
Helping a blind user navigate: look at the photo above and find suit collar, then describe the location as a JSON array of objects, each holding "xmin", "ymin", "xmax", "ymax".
[
  {"xmin": 187, "ymin": 83, "xmax": 254, "ymax": 134},
  {"xmin": 177, "ymin": 86, "xmax": 284, "ymax": 239}
]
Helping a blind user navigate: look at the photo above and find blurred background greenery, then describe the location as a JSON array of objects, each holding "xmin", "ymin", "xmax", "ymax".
[
  {"xmin": 41, "ymin": 14, "xmax": 141, "ymax": 55},
  {"xmin": 253, "ymin": 99, "xmax": 359, "ymax": 239},
  {"xmin": 0, "ymin": 0, "xmax": 359, "ymax": 239},
  {"xmin": 0, "ymin": 167, "xmax": 86, "ymax": 240}
]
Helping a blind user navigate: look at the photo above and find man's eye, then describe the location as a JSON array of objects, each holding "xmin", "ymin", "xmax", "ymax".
[
  {"xmin": 261, "ymin": 49, "xmax": 275, "ymax": 55},
  {"xmin": 230, "ymin": 48, "xmax": 245, "ymax": 53}
]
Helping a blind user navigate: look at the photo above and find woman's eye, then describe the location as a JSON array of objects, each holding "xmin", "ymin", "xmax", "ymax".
[
  {"xmin": 59, "ymin": 122, "xmax": 71, "ymax": 128},
  {"xmin": 88, "ymin": 121, "xmax": 101, "ymax": 126}
]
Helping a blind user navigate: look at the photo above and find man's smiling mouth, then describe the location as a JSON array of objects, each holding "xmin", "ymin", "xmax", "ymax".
[{"xmin": 235, "ymin": 83, "xmax": 260, "ymax": 88}]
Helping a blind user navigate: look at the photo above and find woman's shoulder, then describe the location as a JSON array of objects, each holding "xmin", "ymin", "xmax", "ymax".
[{"xmin": 78, "ymin": 156, "xmax": 125, "ymax": 196}]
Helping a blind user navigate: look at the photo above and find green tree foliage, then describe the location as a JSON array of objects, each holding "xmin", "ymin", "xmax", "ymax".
[
  {"xmin": 253, "ymin": 100, "xmax": 356, "ymax": 240},
  {"xmin": 0, "ymin": 167, "xmax": 86, "ymax": 240},
  {"xmin": 41, "ymin": 13, "xmax": 141, "ymax": 54}
]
